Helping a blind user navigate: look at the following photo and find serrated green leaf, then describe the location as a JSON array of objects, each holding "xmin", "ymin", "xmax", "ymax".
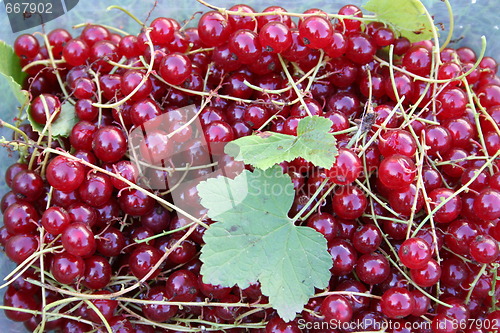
[
  {"xmin": 0, "ymin": 41, "xmax": 29, "ymax": 106},
  {"xmin": 363, "ymin": 0, "xmax": 435, "ymax": 43},
  {"xmin": 225, "ymin": 116, "xmax": 338, "ymax": 170},
  {"xmin": 0, "ymin": 41, "xmax": 27, "ymax": 85},
  {"xmin": 28, "ymin": 103, "xmax": 77, "ymax": 138},
  {"xmin": 198, "ymin": 167, "xmax": 332, "ymax": 321}
]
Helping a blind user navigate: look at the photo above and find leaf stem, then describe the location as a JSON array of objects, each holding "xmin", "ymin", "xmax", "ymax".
[{"xmin": 106, "ymin": 5, "xmax": 144, "ymax": 26}]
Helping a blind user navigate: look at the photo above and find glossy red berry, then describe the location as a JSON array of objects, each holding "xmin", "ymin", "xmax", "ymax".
[
  {"xmin": 320, "ymin": 295, "xmax": 353, "ymax": 323},
  {"xmin": 345, "ymin": 32, "xmax": 376, "ymax": 64},
  {"xmin": 3, "ymin": 202, "xmax": 39, "ymax": 235},
  {"xmin": 229, "ymin": 29, "xmax": 262, "ymax": 64},
  {"xmin": 5, "ymin": 234, "xmax": 38, "ymax": 264},
  {"xmin": 142, "ymin": 286, "xmax": 178, "ymax": 322},
  {"xmin": 428, "ymin": 188, "xmax": 462, "ymax": 224},
  {"xmin": 51, "ymin": 252, "xmax": 85, "ymax": 284},
  {"xmin": 11, "ymin": 170, "xmax": 44, "ymax": 202},
  {"xmin": 82, "ymin": 255, "xmax": 112, "ymax": 289},
  {"xmin": 92, "ymin": 126, "xmax": 127, "ymax": 163},
  {"xmin": 265, "ymin": 317, "xmax": 301, "ymax": 333},
  {"xmin": 159, "ymin": 52, "xmax": 192, "ymax": 85},
  {"xmin": 299, "ymin": 16, "xmax": 333, "ymax": 49},
  {"xmin": 46, "ymin": 156, "xmax": 86, "ymax": 192},
  {"xmin": 63, "ymin": 39, "xmax": 90, "ymax": 66},
  {"xmin": 165, "ymin": 269, "xmax": 199, "ymax": 302},
  {"xmin": 121, "ymin": 69, "xmax": 152, "ymax": 101},
  {"xmin": 30, "ymin": 94, "xmax": 61, "ymax": 125},
  {"xmin": 378, "ymin": 154, "xmax": 416, "ymax": 190},
  {"xmin": 473, "ymin": 187, "xmax": 500, "ymax": 220},
  {"xmin": 326, "ymin": 148, "xmax": 362, "ymax": 185},
  {"xmin": 378, "ymin": 129, "xmax": 417, "ymax": 158},
  {"xmin": 402, "ymin": 46, "xmax": 432, "ymax": 76},
  {"xmin": 380, "ymin": 287, "xmax": 415, "ymax": 319},
  {"xmin": 96, "ymin": 227, "xmax": 125, "ymax": 257},
  {"xmin": 306, "ymin": 212, "xmax": 339, "ymax": 242},
  {"xmin": 129, "ymin": 245, "xmax": 162, "ymax": 279},
  {"xmin": 41, "ymin": 207, "xmax": 70, "ymax": 235},
  {"xmin": 332, "ymin": 185, "xmax": 367, "ymax": 220},
  {"xmin": 469, "ymin": 235, "xmax": 499, "ymax": 263},
  {"xmin": 410, "ymin": 259, "xmax": 442, "ymax": 287},
  {"xmin": 198, "ymin": 11, "xmax": 233, "ymax": 47},
  {"xmin": 78, "ymin": 173, "xmax": 113, "ymax": 208},
  {"xmin": 81, "ymin": 24, "xmax": 110, "ymax": 46},
  {"xmin": 118, "ymin": 189, "xmax": 155, "ymax": 216},
  {"xmin": 352, "ymin": 224, "xmax": 382, "ymax": 254},
  {"xmin": 328, "ymin": 238, "xmax": 357, "ymax": 275},
  {"xmin": 3, "ymin": 286, "xmax": 38, "ymax": 322},
  {"xmin": 139, "ymin": 129, "xmax": 173, "ymax": 165},
  {"xmin": 337, "ymin": 4, "xmax": 363, "ymax": 32},
  {"xmin": 259, "ymin": 22, "xmax": 292, "ymax": 53},
  {"xmin": 149, "ymin": 17, "xmax": 175, "ymax": 44},
  {"xmin": 355, "ymin": 253, "xmax": 390, "ymax": 285},
  {"xmin": 14, "ymin": 34, "xmax": 40, "ymax": 59}
]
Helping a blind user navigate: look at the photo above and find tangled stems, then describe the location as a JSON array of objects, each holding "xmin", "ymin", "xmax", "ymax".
[
  {"xmin": 412, "ymin": 149, "xmax": 500, "ymax": 238},
  {"xmin": 92, "ymin": 29, "xmax": 155, "ymax": 109}
]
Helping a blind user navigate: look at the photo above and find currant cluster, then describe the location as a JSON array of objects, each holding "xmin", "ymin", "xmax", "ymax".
[{"xmin": 2, "ymin": 1, "xmax": 500, "ymax": 332}]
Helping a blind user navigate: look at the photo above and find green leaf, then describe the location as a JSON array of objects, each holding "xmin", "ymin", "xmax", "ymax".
[
  {"xmin": 198, "ymin": 167, "xmax": 332, "ymax": 321},
  {"xmin": 0, "ymin": 41, "xmax": 29, "ymax": 106},
  {"xmin": 225, "ymin": 116, "xmax": 338, "ymax": 170},
  {"xmin": 363, "ymin": 0, "xmax": 435, "ymax": 43},
  {"xmin": 28, "ymin": 103, "xmax": 78, "ymax": 138}
]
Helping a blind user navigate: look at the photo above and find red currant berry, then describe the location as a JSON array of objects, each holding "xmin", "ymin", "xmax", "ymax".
[
  {"xmin": 398, "ymin": 237, "xmax": 431, "ymax": 269},
  {"xmin": 129, "ymin": 244, "xmax": 162, "ymax": 279},
  {"xmin": 229, "ymin": 29, "xmax": 262, "ymax": 64},
  {"xmin": 142, "ymin": 286, "xmax": 178, "ymax": 322},
  {"xmin": 473, "ymin": 187, "xmax": 500, "ymax": 221},
  {"xmin": 41, "ymin": 207, "xmax": 70, "ymax": 235},
  {"xmin": 469, "ymin": 235, "xmax": 499, "ymax": 263},
  {"xmin": 378, "ymin": 155, "xmax": 416, "ymax": 190},
  {"xmin": 428, "ymin": 188, "xmax": 462, "ymax": 224},
  {"xmin": 259, "ymin": 22, "xmax": 292, "ymax": 53},
  {"xmin": 50, "ymin": 252, "xmax": 85, "ymax": 284},
  {"xmin": 61, "ymin": 222, "xmax": 96, "ymax": 257},
  {"xmin": 14, "ymin": 34, "xmax": 40, "ymax": 59},
  {"xmin": 30, "ymin": 94, "xmax": 61, "ymax": 125},
  {"xmin": 92, "ymin": 126, "xmax": 127, "ymax": 163},
  {"xmin": 159, "ymin": 52, "xmax": 192, "ymax": 86},
  {"xmin": 410, "ymin": 259, "xmax": 442, "ymax": 287},
  {"xmin": 198, "ymin": 11, "xmax": 233, "ymax": 47},
  {"xmin": 381, "ymin": 287, "xmax": 415, "ymax": 319},
  {"xmin": 299, "ymin": 16, "xmax": 333, "ymax": 49},
  {"xmin": 149, "ymin": 17, "xmax": 175, "ymax": 44},
  {"xmin": 332, "ymin": 185, "xmax": 367, "ymax": 219},
  {"xmin": 326, "ymin": 148, "xmax": 362, "ymax": 185},
  {"xmin": 320, "ymin": 295, "xmax": 353, "ymax": 323}
]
